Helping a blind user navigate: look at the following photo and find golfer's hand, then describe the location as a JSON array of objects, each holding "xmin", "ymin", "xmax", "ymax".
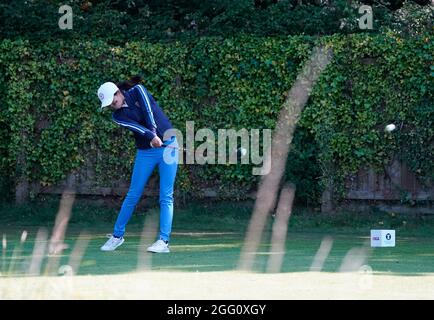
[{"xmin": 150, "ymin": 136, "xmax": 163, "ymax": 148}]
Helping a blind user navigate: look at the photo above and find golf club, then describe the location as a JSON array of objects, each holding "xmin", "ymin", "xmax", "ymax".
[
  {"xmin": 161, "ymin": 144, "xmax": 186, "ymax": 151},
  {"xmin": 158, "ymin": 144, "xmax": 248, "ymax": 163}
]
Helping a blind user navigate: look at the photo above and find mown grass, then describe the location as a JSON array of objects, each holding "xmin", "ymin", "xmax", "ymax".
[{"xmin": 0, "ymin": 196, "xmax": 433, "ymax": 277}]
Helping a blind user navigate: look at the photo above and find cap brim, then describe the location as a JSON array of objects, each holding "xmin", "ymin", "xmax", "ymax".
[{"xmin": 100, "ymin": 97, "xmax": 114, "ymax": 109}]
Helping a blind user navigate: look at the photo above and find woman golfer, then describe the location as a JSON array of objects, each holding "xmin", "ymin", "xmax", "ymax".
[{"xmin": 97, "ymin": 77, "xmax": 178, "ymax": 253}]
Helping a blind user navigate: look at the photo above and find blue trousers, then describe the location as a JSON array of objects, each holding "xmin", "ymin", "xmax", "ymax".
[{"xmin": 113, "ymin": 138, "xmax": 178, "ymax": 241}]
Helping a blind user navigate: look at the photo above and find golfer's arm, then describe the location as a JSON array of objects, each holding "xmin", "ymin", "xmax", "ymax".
[
  {"xmin": 112, "ymin": 113, "xmax": 156, "ymax": 140},
  {"xmin": 133, "ymin": 84, "xmax": 157, "ymax": 131}
]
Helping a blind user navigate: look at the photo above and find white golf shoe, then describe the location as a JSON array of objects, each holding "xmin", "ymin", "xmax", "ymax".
[
  {"xmin": 101, "ymin": 235, "xmax": 124, "ymax": 251},
  {"xmin": 147, "ymin": 239, "xmax": 170, "ymax": 253}
]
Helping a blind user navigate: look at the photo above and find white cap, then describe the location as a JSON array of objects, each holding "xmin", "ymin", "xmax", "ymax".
[{"xmin": 97, "ymin": 82, "xmax": 119, "ymax": 108}]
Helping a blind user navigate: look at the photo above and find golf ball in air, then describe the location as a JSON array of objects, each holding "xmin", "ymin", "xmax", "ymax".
[{"xmin": 385, "ymin": 124, "xmax": 396, "ymax": 132}]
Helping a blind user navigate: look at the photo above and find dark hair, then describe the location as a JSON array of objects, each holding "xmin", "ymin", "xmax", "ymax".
[{"xmin": 116, "ymin": 75, "xmax": 143, "ymax": 91}]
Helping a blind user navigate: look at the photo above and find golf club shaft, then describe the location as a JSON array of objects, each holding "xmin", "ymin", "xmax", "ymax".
[
  {"xmin": 161, "ymin": 145, "xmax": 185, "ymax": 151},
  {"xmin": 159, "ymin": 145, "xmax": 245, "ymax": 156}
]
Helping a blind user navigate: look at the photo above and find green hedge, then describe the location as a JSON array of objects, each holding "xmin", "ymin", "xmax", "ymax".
[
  {"xmin": 304, "ymin": 33, "xmax": 433, "ymax": 197},
  {"xmin": 1, "ymin": 1, "xmax": 432, "ymax": 42},
  {"xmin": 0, "ymin": 33, "xmax": 432, "ymax": 204}
]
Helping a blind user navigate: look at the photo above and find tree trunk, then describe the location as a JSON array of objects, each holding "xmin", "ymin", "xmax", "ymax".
[
  {"xmin": 15, "ymin": 141, "xmax": 29, "ymax": 205},
  {"xmin": 321, "ymin": 180, "xmax": 334, "ymax": 213}
]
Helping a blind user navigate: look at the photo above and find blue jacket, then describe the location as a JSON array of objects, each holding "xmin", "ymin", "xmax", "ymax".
[{"xmin": 112, "ymin": 84, "xmax": 173, "ymax": 150}]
